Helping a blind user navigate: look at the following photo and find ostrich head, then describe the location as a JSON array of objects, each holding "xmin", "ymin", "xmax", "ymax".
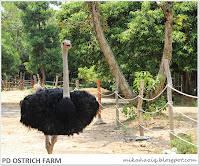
[{"xmin": 62, "ymin": 40, "xmax": 72, "ymax": 54}]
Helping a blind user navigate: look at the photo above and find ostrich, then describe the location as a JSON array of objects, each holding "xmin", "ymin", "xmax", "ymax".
[{"xmin": 20, "ymin": 40, "xmax": 99, "ymax": 154}]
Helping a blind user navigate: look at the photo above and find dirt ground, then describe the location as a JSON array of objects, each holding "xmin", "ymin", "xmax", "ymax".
[{"xmin": 1, "ymin": 88, "xmax": 198, "ymax": 154}]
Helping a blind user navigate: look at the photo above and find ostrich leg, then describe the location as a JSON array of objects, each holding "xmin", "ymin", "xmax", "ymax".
[
  {"xmin": 51, "ymin": 135, "xmax": 58, "ymax": 150},
  {"xmin": 45, "ymin": 135, "xmax": 58, "ymax": 154},
  {"xmin": 45, "ymin": 135, "xmax": 51, "ymax": 154}
]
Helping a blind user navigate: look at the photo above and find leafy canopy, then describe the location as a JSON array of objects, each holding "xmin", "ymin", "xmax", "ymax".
[{"xmin": 16, "ymin": 1, "xmax": 62, "ymax": 78}]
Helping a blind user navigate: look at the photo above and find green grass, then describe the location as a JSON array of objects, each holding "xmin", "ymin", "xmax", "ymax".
[{"xmin": 170, "ymin": 133, "xmax": 197, "ymax": 154}]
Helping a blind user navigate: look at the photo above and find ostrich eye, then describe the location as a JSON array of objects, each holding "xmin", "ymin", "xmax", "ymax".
[{"xmin": 63, "ymin": 42, "xmax": 64, "ymax": 45}]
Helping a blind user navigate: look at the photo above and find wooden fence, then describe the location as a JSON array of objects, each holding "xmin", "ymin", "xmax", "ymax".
[
  {"xmin": 1, "ymin": 79, "xmax": 34, "ymax": 90},
  {"xmin": 1, "ymin": 78, "xmax": 81, "ymax": 91}
]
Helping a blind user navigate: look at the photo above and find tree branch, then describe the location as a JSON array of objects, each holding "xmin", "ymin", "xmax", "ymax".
[
  {"xmin": 156, "ymin": 1, "xmax": 167, "ymax": 14},
  {"xmin": 1, "ymin": 13, "xmax": 10, "ymax": 22}
]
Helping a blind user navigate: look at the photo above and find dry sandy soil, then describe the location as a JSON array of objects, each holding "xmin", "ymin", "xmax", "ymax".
[{"xmin": 1, "ymin": 88, "xmax": 198, "ymax": 154}]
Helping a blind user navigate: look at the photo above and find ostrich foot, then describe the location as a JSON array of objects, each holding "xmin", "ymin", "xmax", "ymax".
[{"xmin": 45, "ymin": 135, "xmax": 58, "ymax": 154}]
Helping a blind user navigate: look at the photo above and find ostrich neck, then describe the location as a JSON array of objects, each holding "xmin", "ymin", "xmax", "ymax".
[{"xmin": 63, "ymin": 50, "xmax": 70, "ymax": 98}]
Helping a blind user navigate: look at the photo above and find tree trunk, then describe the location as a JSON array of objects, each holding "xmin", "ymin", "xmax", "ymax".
[
  {"xmin": 41, "ymin": 64, "xmax": 46, "ymax": 85},
  {"xmin": 152, "ymin": 2, "xmax": 173, "ymax": 97},
  {"xmin": 87, "ymin": 2, "xmax": 137, "ymax": 106},
  {"xmin": 182, "ymin": 71, "xmax": 191, "ymax": 94},
  {"xmin": 88, "ymin": 2, "xmax": 173, "ymax": 105}
]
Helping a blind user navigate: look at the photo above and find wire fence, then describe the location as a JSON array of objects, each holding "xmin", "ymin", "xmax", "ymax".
[{"xmin": 96, "ymin": 83, "xmax": 198, "ymax": 148}]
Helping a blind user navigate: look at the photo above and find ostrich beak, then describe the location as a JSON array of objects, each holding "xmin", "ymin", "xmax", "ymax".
[
  {"xmin": 62, "ymin": 40, "xmax": 72, "ymax": 50},
  {"xmin": 64, "ymin": 43, "xmax": 71, "ymax": 48}
]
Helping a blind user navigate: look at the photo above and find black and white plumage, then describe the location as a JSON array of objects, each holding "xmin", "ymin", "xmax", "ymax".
[
  {"xmin": 20, "ymin": 88, "xmax": 99, "ymax": 136},
  {"xmin": 20, "ymin": 39, "xmax": 98, "ymax": 154}
]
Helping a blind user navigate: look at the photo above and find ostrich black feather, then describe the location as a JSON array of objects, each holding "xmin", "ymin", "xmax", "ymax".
[{"xmin": 20, "ymin": 88, "xmax": 99, "ymax": 135}]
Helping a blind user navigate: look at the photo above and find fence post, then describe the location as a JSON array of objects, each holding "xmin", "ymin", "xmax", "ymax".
[
  {"xmin": 37, "ymin": 74, "xmax": 41, "ymax": 84},
  {"xmin": 76, "ymin": 80, "xmax": 79, "ymax": 89},
  {"xmin": 164, "ymin": 59, "xmax": 174, "ymax": 140},
  {"xmin": 14, "ymin": 78, "xmax": 17, "ymax": 88},
  {"xmin": 55, "ymin": 76, "xmax": 59, "ymax": 88},
  {"xmin": 20, "ymin": 79, "xmax": 24, "ymax": 90},
  {"xmin": 137, "ymin": 80, "xmax": 144, "ymax": 136},
  {"xmin": 6, "ymin": 79, "xmax": 8, "ymax": 90},
  {"xmin": 20, "ymin": 72, "xmax": 23, "ymax": 80},
  {"xmin": 2, "ymin": 80, "xmax": 5, "ymax": 90},
  {"xmin": 8, "ymin": 81, "xmax": 11, "ymax": 91},
  {"xmin": 115, "ymin": 73, "xmax": 120, "ymax": 128},
  {"xmin": 94, "ymin": 80, "xmax": 106, "ymax": 125},
  {"xmin": 97, "ymin": 80, "xmax": 102, "ymax": 119},
  {"xmin": 31, "ymin": 79, "xmax": 34, "ymax": 88},
  {"xmin": 11, "ymin": 80, "xmax": 14, "ymax": 90},
  {"xmin": 33, "ymin": 75, "xmax": 37, "ymax": 84}
]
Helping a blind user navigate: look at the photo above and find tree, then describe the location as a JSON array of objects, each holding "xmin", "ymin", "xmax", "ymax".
[
  {"xmin": 87, "ymin": 1, "xmax": 138, "ymax": 106},
  {"xmin": 57, "ymin": 1, "xmax": 197, "ymax": 97},
  {"xmin": 1, "ymin": 2, "xmax": 22, "ymax": 78},
  {"xmin": 117, "ymin": 1, "xmax": 196, "ymax": 95},
  {"xmin": 78, "ymin": 65, "xmax": 98, "ymax": 84},
  {"xmin": 56, "ymin": 2, "xmax": 101, "ymax": 80},
  {"xmin": 16, "ymin": 2, "xmax": 61, "ymax": 83},
  {"xmin": 118, "ymin": 2, "xmax": 164, "ymax": 77},
  {"xmin": 172, "ymin": 2, "xmax": 197, "ymax": 94},
  {"xmin": 152, "ymin": 1, "xmax": 174, "ymax": 97},
  {"xmin": 2, "ymin": 32, "xmax": 21, "ymax": 78},
  {"xmin": 87, "ymin": 1, "xmax": 190, "ymax": 103}
]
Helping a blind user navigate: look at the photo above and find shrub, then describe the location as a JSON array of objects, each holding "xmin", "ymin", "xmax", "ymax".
[{"xmin": 78, "ymin": 65, "xmax": 98, "ymax": 84}]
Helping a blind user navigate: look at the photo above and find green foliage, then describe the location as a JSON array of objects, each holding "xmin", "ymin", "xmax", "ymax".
[
  {"xmin": 172, "ymin": 2, "xmax": 197, "ymax": 73},
  {"xmin": 170, "ymin": 134, "xmax": 197, "ymax": 154},
  {"xmin": 122, "ymin": 104, "xmax": 137, "ymax": 120},
  {"xmin": 1, "ymin": 1, "xmax": 197, "ymax": 91},
  {"xmin": 78, "ymin": 65, "xmax": 98, "ymax": 84},
  {"xmin": 118, "ymin": 2, "xmax": 164, "ymax": 76},
  {"xmin": 121, "ymin": 71, "xmax": 166, "ymax": 117},
  {"xmin": 149, "ymin": 96, "xmax": 167, "ymax": 113},
  {"xmin": 133, "ymin": 71, "xmax": 161, "ymax": 93},
  {"xmin": 122, "ymin": 96, "xmax": 167, "ymax": 120},
  {"xmin": 133, "ymin": 71, "xmax": 167, "ymax": 113},
  {"xmin": 142, "ymin": 96, "xmax": 168, "ymax": 120},
  {"xmin": 1, "ymin": 34, "xmax": 21, "ymax": 78},
  {"xmin": 142, "ymin": 112, "xmax": 151, "ymax": 121},
  {"xmin": 57, "ymin": 2, "xmax": 101, "ymax": 79},
  {"xmin": 15, "ymin": 1, "xmax": 62, "ymax": 78},
  {"xmin": 56, "ymin": 1, "xmax": 197, "ymax": 91},
  {"xmin": 1, "ymin": 2, "xmax": 23, "ymax": 78}
]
